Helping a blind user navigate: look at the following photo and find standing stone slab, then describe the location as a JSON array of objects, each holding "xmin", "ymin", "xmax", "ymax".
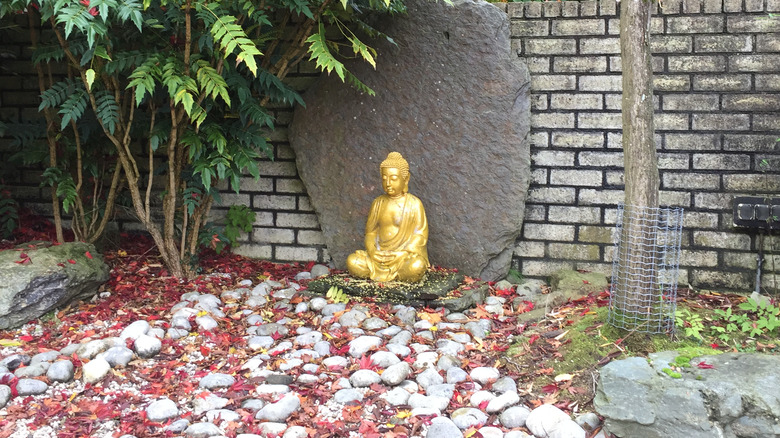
[{"xmin": 289, "ymin": 0, "xmax": 530, "ymax": 281}]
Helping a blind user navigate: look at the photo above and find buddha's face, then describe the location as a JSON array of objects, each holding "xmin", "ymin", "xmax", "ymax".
[{"xmin": 381, "ymin": 167, "xmax": 408, "ymax": 198}]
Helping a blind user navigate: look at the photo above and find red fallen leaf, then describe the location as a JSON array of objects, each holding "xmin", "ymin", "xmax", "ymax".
[
  {"xmin": 68, "ymin": 259, "xmax": 76, "ymax": 264},
  {"xmin": 696, "ymin": 361, "xmax": 715, "ymax": 369},
  {"xmin": 541, "ymin": 383, "xmax": 559, "ymax": 394},
  {"xmin": 528, "ymin": 334, "xmax": 540, "ymax": 345},
  {"xmin": 710, "ymin": 343, "xmax": 720, "ymax": 349},
  {"xmin": 478, "ymin": 399, "xmax": 490, "ymax": 410},
  {"xmin": 19, "ymin": 335, "xmax": 33, "ymax": 342},
  {"xmin": 358, "ymin": 355, "xmax": 378, "ymax": 370},
  {"xmin": 85, "ymin": 251, "xmax": 93, "ymax": 259},
  {"xmin": 57, "ymin": 263, "xmax": 65, "ymax": 267},
  {"xmin": 19, "ymin": 253, "xmax": 27, "ymax": 259},
  {"xmin": 200, "ymin": 345, "xmax": 211, "ymax": 356},
  {"xmin": 583, "ymin": 280, "xmax": 590, "ymax": 284},
  {"xmin": 270, "ymin": 331, "xmax": 284, "ymax": 341}
]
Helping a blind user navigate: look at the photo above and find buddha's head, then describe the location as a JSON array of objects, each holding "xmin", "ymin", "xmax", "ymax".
[{"xmin": 380, "ymin": 152, "xmax": 410, "ymax": 198}]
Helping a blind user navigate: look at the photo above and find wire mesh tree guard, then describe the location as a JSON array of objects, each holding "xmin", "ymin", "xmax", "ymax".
[{"xmin": 608, "ymin": 204, "xmax": 684, "ymax": 334}]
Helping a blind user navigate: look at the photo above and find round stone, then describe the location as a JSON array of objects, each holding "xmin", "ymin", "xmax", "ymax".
[
  {"xmin": 199, "ymin": 373, "xmax": 236, "ymax": 390},
  {"xmin": 134, "ymin": 334, "xmax": 162, "ymax": 359},
  {"xmin": 348, "ymin": 336, "xmax": 383, "ymax": 357},
  {"xmin": 14, "ymin": 363, "xmax": 48, "ymax": 378},
  {"xmin": 47, "ymin": 360, "xmax": 75, "ymax": 382},
  {"xmin": 470, "ymin": 366, "xmax": 500, "ymax": 385},
  {"xmin": 16, "ymin": 378, "xmax": 48, "ymax": 395},
  {"xmin": 447, "ymin": 367, "xmax": 468, "ymax": 384},
  {"xmin": 255, "ymin": 393, "xmax": 300, "ymax": 422},
  {"xmin": 526, "ymin": 404, "xmax": 573, "ymax": 438},
  {"xmin": 195, "ymin": 316, "xmax": 218, "ymax": 331},
  {"xmin": 333, "ymin": 388, "xmax": 364, "ymax": 404},
  {"xmin": 416, "ymin": 367, "xmax": 444, "ymax": 389},
  {"xmin": 147, "ymin": 398, "xmax": 179, "ymax": 422},
  {"xmin": 369, "ymin": 351, "xmax": 400, "ymax": 368},
  {"xmin": 380, "ymin": 387, "xmax": 410, "ymax": 406},
  {"xmin": 426, "ymin": 417, "xmax": 463, "ymax": 438},
  {"xmin": 486, "ymin": 390, "xmax": 520, "ymax": 413},
  {"xmin": 184, "ymin": 422, "xmax": 222, "ymax": 438},
  {"xmin": 30, "ymin": 350, "xmax": 60, "ymax": 365},
  {"xmin": 205, "ymin": 409, "xmax": 241, "ymax": 423},
  {"xmin": 349, "ymin": 369, "xmax": 381, "ymax": 387},
  {"xmin": 120, "ymin": 320, "xmax": 150, "ymax": 340},
  {"xmin": 500, "ymin": 405, "xmax": 531, "ymax": 428},
  {"xmin": 452, "ymin": 407, "xmax": 489, "ymax": 430},
  {"xmin": 82, "ymin": 357, "xmax": 111, "ymax": 384},
  {"xmin": 0, "ymin": 386, "xmax": 11, "ymax": 409},
  {"xmin": 381, "ymin": 362, "xmax": 411, "ymax": 386}
]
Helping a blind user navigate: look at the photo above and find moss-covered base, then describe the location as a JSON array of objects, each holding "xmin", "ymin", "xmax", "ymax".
[{"xmin": 306, "ymin": 270, "xmax": 489, "ymax": 311}]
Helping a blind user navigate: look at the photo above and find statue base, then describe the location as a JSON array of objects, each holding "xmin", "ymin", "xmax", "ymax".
[{"xmin": 306, "ymin": 270, "xmax": 490, "ymax": 312}]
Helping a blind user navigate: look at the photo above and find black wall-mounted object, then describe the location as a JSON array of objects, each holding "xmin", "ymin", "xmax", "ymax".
[{"xmin": 733, "ymin": 196, "xmax": 780, "ymax": 230}]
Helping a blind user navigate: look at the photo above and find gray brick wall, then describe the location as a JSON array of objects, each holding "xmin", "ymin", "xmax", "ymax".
[
  {"xmin": 510, "ymin": 0, "xmax": 779, "ymax": 293},
  {"xmin": 2, "ymin": 1, "xmax": 779, "ymax": 293}
]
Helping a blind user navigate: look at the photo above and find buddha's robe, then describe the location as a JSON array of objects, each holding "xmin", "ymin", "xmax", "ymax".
[{"xmin": 349, "ymin": 193, "xmax": 429, "ymax": 282}]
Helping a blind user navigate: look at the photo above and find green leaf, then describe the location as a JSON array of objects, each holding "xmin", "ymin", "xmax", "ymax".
[
  {"xmin": 59, "ymin": 88, "xmax": 89, "ymax": 130},
  {"xmin": 95, "ymin": 90, "xmax": 120, "ymax": 134},
  {"xmin": 349, "ymin": 35, "xmax": 376, "ymax": 69},
  {"xmin": 208, "ymin": 14, "xmax": 262, "ymax": 76},
  {"xmin": 85, "ymin": 68, "xmax": 96, "ymax": 91},
  {"xmin": 306, "ymin": 23, "xmax": 345, "ymax": 82}
]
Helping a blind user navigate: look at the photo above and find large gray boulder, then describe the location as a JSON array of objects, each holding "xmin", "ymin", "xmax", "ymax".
[
  {"xmin": 289, "ymin": 0, "xmax": 530, "ymax": 281},
  {"xmin": 595, "ymin": 352, "xmax": 780, "ymax": 437},
  {"xmin": 0, "ymin": 242, "xmax": 109, "ymax": 328}
]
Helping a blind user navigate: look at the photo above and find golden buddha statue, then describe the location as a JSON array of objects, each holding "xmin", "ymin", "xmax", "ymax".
[{"xmin": 346, "ymin": 152, "xmax": 429, "ymax": 283}]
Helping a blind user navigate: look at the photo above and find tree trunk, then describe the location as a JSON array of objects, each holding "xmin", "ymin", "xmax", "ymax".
[{"xmin": 614, "ymin": 0, "xmax": 660, "ymax": 330}]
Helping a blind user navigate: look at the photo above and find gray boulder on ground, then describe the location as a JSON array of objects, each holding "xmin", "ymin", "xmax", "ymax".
[
  {"xmin": 0, "ymin": 242, "xmax": 109, "ymax": 329},
  {"xmin": 289, "ymin": 0, "xmax": 530, "ymax": 281},
  {"xmin": 595, "ymin": 352, "xmax": 780, "ymax": 437}
]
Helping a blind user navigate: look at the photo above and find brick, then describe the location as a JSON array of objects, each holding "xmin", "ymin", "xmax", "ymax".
[
  {"xmin": 275, "ymin": 145, "xmax": 297, "ymax": 160},
  {"xmin": 724, "ymin": 134, "xmax": 779, "ymax": 151},
  {"xmin": 694, "ymin": 192, "xmax": 732, "ymax": 209},
  {"xmin": 659, "ymin": 0, "xmax": 682, "ymax": 14},
  {"xmin": 552, "ymin": 19, "xmax": 605, "ymax": 36},
  {"xmin": 692, "ymin": 114, "xmax": 750, "ymax": 131},
  {"xmin": 691, "ymin": 270, "xmax": 752, "ymax": 291},
  {"xmin": 651, "ymin": 36, "xmax": 693, "ymax": 54},
  {"xmin": 758, "ymin": 34, "xmax": 780, "ymax": 53},
  {"xmin": 254, "ymin": 195, "xmax": 296, "ymax": 210},
  {"xmin": 531, "ymin": 94, "xmax": 548, "ymax": 111},
  {"xmin": 524, "ymin": 2, "xmax": 543, "ymax": 18},
  {"xmin": 528, "ymin": 187, "xmax": 577, "ymax": 204},
  {"xmin": 532, "ymin": 150, "xmax": 575, "ymax": 166},
  {"xmin": 695, "ymin": 35, "xmax": 752, "ymax": 54},
  {"xmin": 531, "ymin": 169, "xmax": 548, "ymax": 185},
  {"xmin": 724, "ymin": 174, "xmax": 780, "ymax": 192},
  {"xmin": 543, "ymin": 1, "xmax": 562, "ymax": 16},
  {"xmin": 693, "ymin": 153, "xmax": 751, "ymax": 170},
  {"xmin": 723, "ymin": 252, "xmax": 757, "ymax": 269},
  {"xmin": 578, "ymin": 225, "xmax": 615, "ymax": 243},
  {"xmin": 239, "ymin": 176, "xmax": 273, "ymax": 192},
  {"xmin": 770, "ymin": 0, "xmax": 780, "ymax": 11},
  {"xmin": 692, "ymin": 74, "xmax": 751, "ymax": 91},
  {"xmin": 600, "ymin": 0, "xmax": 618, "ymax": 16},
  {"xmin": 507, "ymin": 3, "xmax": 524, "ymax": 18},
  {"xmin": 680, "ymin": 250, "xmax": 718, "ymax": 267},
  {"xmin": 297, "ymin": 230, "xmax": 325, "ymax": 245},
  {"xmin": 668, "ymin": 55, "xmax": 726, "ymax": 72},
  {"xmin": 524, "ymin": 204, "xmax": 547, "ymax": 221},
  {"xmin": 654, "ymin": 75, "xmax": 691, "ymax": 91},
  {"xmin": 578, "ymin": 189, "xmax": 624, "ymax": 205},
  {"xmin": 511, "ymin": 21, "xmax": 549, "ymax": 37},
  {"xmin": 276, "ymin": 178, "xmax": 306, "ymax": 194},
  {"xmin": 658, "ymin": 153, "xmax": 690, "ymax": 169},
  {"xmin": 523, "ymin": 223, "xmax": 576, "ymax": 241},
  {"xmin": 665, "ymin": 133, "xmax": 721, "ymax": 150},
  {"xmin": 275, "ymin": 246, "xmax": 319, "ymax": 262},
  {"xmin": 578, "ymin": 151, "xmax": 624, "ymax": 167},
  {"xmin": 525, "ymin": 38, "xmax": 577, "ymax": 55},
  {"xmin": 252, "ymin": 227, "xmax": 295, "ymax": 244},
  {"xmin": 667, "ymin": 16, "xmax": 724, "ymax": 33},
  {"xmin": 551, "ymin": 132, "xmax": 605, "ymax": 148},
  {"xmin": 233, "ymin": 244, "xmax": 273, "ymax": 259},
  {"xmin": 683, "ymin": 0, "xmax": 704, "ymax": 13},
  {"xmin": 547, "ymin": 243, "xmax": 601, "ymax": 260},
  {"xmin": 551, "ymin": 169, "xmax": 603, "ymax": 187},
  {"xmin": 756, "ymin": 154, "xmax": 780, "ymax": 171},
  {"xmin": 693, "ymin": 231, "xmax": 751, "ymax": 250},
  {"xmin": 530, "ymin": 131, "xmax": 550, "ymax": 147},
  {"xmin": 723, "ymin": 94, "xmax": 780, "ymax": 111},
  {"xmin": 554, "ymin": 56, "xmax": 607, "ymax": 73},
  {"xmin": 548, "ymin": 206, "xmax": 602, "ymax": 223},
  {"xmin": 606, "ymin": 18, "xmax": 620, "ymax": 35},
  {"xmin": 578, "ymin": 112, "xmax": 622, "ymax": 129},
  {"xmin": 604, "ymin": 94, "xmax": 623, "ymax": 110},
  {"xmin": 514, "ymin": 240, "xmax": 546, "ymax": 258},
  {"xmin": 662, "ymin": 94, "xmax": 719, "ymax": 111},
  {"xmin": 259, "ymin": 161, "xmax": 298, "ymax": 177},
  {"xmin": 703, "ymin": 0, "xmax": 723, "ymax": 13},
  {"xmin": 253, "ymin": 212, "xmax": 274, "ymax": 226},
  {"xmin": 662, "ymin": 172, "xmax": 720, "ymax": 190},
  {"xmin": 522, "ymin": 260, "xmax": 575, "ymax": 277},
  {"xmin": 683, "ymin": 212, "xmax": 719, "ymax": 228},
  {"xmin": 550, "ymin": 93, "xmax": 603, "ymax": 110},
  {"xmin": 531, "ymin": 113, "xmax": 575, "ymax": 129},
  {"xmin": 219, "ymin": 193, "xmax": 251, "ymax": 207},
  {"xmin": 276, "ymin": 213, "xmax": 319, "ymax": 229},
  {"xmin": 531, "ymin": 75, "xmax": 576, "ymax": 91},
  {"xmin": 655, "ymin": 113, "xmax": 690, "ymax": 131},
  {"xmin": 660, "ymin": 190, "xmax": 692, "ymax": 207},
  {"xmin": 745, "ymin": 0, "xmax": 764, "ymax": 11},
  {"xmin": 730, "ymin": 54, "xmax": 780, "ymax": 72},
  {"xmin": 526, "ymin": 57, "xmax": 552, "ymax": 73},
  {"xmin": 298, "ymin": 197, "xmax": 314, "ymax": 212},
  {"xmin": 728, "ymin": 16, "xmax": 780, "ymax": 33},
  {"xmin": 579, "ymin": 75, "xmax": 622, "ymax": 91},
  {"xmin": 605, "ymin": 170, "xmax": 624, "ymax": 186},
  {"xmin": 580, "ymin": 1, "xmax": 599, "ymax": 16},
  {"xmin": 723, "ymin": 0, "xmax": 741, "ymax": 11},
  {"xmin": 580, "ymin": 38, "xmax": 621, "ymax": 54}
]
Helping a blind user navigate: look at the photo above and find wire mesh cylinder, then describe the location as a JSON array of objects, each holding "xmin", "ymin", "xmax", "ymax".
[{"xmin": 608, "ymin": 204, "xmax": 684, "ymax": 334}]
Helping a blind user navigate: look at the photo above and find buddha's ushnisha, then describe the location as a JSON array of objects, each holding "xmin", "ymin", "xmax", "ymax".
[{"xmin": 346, "ymin": 152, "xmax": 429, "ymax": 282}]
